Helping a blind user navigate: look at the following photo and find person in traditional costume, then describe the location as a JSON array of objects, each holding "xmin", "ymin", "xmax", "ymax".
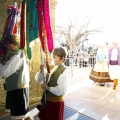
[
  {"xmin": 89, "ymin": 43, "xmax": 112, "ymax": 86},
  {"xmin": 108, "ymin": 41, "xmax": 120, "ymax": 92},
  {"xmin": 0, "ymin": 34, "xmax": 30, "ymax": 120},
  {"xmin": 35, "ymin": 47, "xmax": 70, "ymax": 120}
]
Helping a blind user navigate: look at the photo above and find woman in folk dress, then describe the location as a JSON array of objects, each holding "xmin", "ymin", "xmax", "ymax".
[{"xmin": 89, "ymin": 43, "xmax": 112, "ymax": 86}]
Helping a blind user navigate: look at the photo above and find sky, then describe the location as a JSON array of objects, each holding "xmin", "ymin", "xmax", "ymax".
[{"xmin": 55, "ymin": 0, "xmax": 120, "ymax": 46}]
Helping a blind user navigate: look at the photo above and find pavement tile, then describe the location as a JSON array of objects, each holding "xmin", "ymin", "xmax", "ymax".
[{"xmin": 65, "ymin": 66, "xmax": 120, "ymax": 120}]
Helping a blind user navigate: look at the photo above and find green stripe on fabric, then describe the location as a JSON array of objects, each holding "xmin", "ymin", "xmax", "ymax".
[{"xmin": 22, "ymin": 0, "xmax": 26, "ymax": 3}]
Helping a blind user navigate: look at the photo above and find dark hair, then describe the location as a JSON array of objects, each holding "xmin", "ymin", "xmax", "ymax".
[
  {"xmin": 53, "ymin": 47, "xmax": 67, "ymax": 61},
  {"xmin": 5, "ymin": 34, "xmax": 20, "ymax": 46}
]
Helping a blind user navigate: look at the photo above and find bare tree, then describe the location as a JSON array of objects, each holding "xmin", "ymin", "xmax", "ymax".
[{"xmin": 56, "ymin": 19, "xmax": 103, "ymax": 51}]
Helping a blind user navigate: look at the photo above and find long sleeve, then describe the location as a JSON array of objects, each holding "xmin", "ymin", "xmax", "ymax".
[
  {"xmin": 35, "ymin": 69, "xmax": 47, "ymax": 84},
  {"xmin": 35, "ymin": 72, "xmax": 44, "ymax": 84},
  {"xmin": 0, "ymin": 55, "xmax": 22, "ymax": 78},
  {"xmin": 49, "ymin": 68, "xmax": 70, "ymax": 96}
]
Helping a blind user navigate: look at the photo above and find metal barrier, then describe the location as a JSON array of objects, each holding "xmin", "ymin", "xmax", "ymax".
[
  {"xmin": 65, "ymin": 56, "xmax": 96, "ymax": 78},
  {"xmin": 79, "ymin": 56, "xmax": 96, "ymax": 68},
  {"xmin": 65, "ymin": 56, "xmax": 96, "ymax": 68}
]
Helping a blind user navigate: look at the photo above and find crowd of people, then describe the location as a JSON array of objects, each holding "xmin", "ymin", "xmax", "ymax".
[{"xmin": 64, "ymin": 46, "xmax": 97, "ymax": 67}]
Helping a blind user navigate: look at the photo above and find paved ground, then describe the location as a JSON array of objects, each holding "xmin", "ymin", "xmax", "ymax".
[{"xmin": 65, "ymin": 66, "xmax": 120, "ymax": 120}]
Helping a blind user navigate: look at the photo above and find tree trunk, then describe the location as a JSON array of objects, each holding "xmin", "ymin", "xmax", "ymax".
[{"xmin": 72, "ymin": 41, "xmax": 77, "ymax": 51}]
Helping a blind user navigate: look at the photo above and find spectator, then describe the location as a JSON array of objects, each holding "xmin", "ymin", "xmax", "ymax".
[
  {"xmin": 108, "ymin": 41, "xmax": 120, "ymax": 92},
  {"xmin": 89, "ymin": 43, "xmax": 112, "ymax": 86}
]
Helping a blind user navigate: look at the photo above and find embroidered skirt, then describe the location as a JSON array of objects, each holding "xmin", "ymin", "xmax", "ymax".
[{"xmin": 89, "ymin": 68, "xmax": 113, "ymax": 83}]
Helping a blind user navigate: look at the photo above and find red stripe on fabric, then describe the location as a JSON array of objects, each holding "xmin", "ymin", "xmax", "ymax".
[
  {"xmin": 43, "ymin": 0, "xmax": 54, "ymax": 53},
  {"xmin": 37, "ymin": 0, "xmax": 45, "ymax": 51},
  {"xmin": 20, "ymin": 1, "xmax": 26, "ymax": 49},
  {"xmin": 12, "ymin": 21, "xmax": 18, "ymax": 34}
]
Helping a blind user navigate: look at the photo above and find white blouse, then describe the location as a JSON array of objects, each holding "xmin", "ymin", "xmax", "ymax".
[
  {"xmin": 0, "ymin": 52, "xmax": 30, "ymax": 84},
  {"xmin": 111, "ymin": 48, "xmax": 117, "ymax": 60},
  {"xmin": 35, "ymin": 65, "xmax": 70, "ymax": 96},
  {"xmin": 0, "ymin": 53, "xmax": 23, "ymax": 78}
]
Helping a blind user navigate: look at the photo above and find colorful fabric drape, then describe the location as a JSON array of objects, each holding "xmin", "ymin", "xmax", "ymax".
[
  {"xmin": 0, "ymin": 3, "xmax": 19, "ymax": 57},
  {"xmin": 21, "ymin": 0, "xmax": 39, "ymax": 60},
  {"xmin": 20, "ymin": 0, "xmax": 54, "ymax": 60},
  {"xmin": 42, "ymin": 18, "xmax": 50, "ymax": 73},
  {"xmin": 12, "ymin": 20, "xmax": 18, "ymax": 34},
  {"xmin": 20, "ymin": 0, "xmax": 26, "ymax": 49},
  {"xmin": 27, "ymin": 0, "xmax": 39, "ymax": 59},
  {"xmin": 43, "ymin": 0, "xmax": 54, "ymax": 53},
  {"xmin": 37, "ymin": 0, "xmax": 54, "ymax": 53},
  {"xmin": 25, "ymin": 0, "xmax": 31, "ymax": 60},
  {"xmin": 29, "ymin": 0, "xmax": 39, "ymax": 42},
  {"xmin": 1, "ymin": 4, "xmax": 19, "ymax": 42},
  {"xmin": 37, "ymin": 0, "xmax": 44, "ymax": 51},
  {"xmin": 37, "ymin": 0, "xmax": 54, "ymax": 73}
]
